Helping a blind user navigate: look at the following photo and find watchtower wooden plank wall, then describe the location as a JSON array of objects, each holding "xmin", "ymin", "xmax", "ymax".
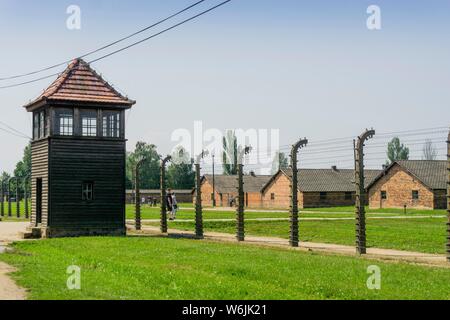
[{"xmin": 24, "ymin": 58, "xmax": 135, "ymax": 238}]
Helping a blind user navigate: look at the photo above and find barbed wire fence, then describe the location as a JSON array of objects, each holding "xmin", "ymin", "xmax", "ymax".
[{"xmin": 183, "ymin": 126, "xmax": 450, "ymax": 261}]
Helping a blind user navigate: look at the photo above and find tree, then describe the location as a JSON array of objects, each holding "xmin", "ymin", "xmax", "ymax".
[
  {"xmin": 271, "ymin": 151, "xmax": 289, "ymax": 174},
  {"xmin": 222, "ymin": 130, "xmax": 238, "ymax": 175},
  {"xmin": 1, "ymin": 172, "xmax": 11, "ymax": 189},
  {"xmin": 422, "ymin": 139, "xmax": 438, "ymax": 160},
  {"xmin": 14, "ymin": 144, "xmax": 31, "ymax": 175},
  {"xmin": 386, "ymin": 137, "xmax": 409, "ymax": 164},
  {"xmin": 10, "ymin": 144, "xmax": 32, "ymax": 196},
  {"xmin": 167, "ymin": 146, "xmax": 195, "ymax": 189},
  {"xmin": 126, "ymin": 142, "xmax": 161, "ymax": 190}
]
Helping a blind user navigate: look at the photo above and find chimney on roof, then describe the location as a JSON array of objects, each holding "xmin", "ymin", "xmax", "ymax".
[{"xmin": 331, "ymin": 166, "xmax": 338, "ymax": 172}]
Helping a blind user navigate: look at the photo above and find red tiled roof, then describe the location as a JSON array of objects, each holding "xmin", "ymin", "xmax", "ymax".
[{"xmin": 24, "ymin": 58, "xmax": 135, "ymax": 109}]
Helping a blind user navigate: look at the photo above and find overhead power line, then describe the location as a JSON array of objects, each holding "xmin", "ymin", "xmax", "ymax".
[
  {"xmin": 88, "ymin": 0, "xmax": 232, "ymax": 64},
  {"xmin": 0, "ymin": 72, "xmax": 61, "ymax": 89},
  {"xmin": 0, "ymin": 126, "xmax": 30, "ymax": 139},
  {"xmin": 0, "ymin": 0, "xmax": 208, "ymax": 81},
  {"xmin": 0, "ymin": 0, "xmax": 231, "ymax": 90},
  {"xmin": 0, "ymin": 120, "xmax": 31, "ymax": 139}
]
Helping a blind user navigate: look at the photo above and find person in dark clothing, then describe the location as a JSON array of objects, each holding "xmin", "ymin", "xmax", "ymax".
[{"xmin": 166, "ymin": 188, "xmax": 173, "ymax": 220}]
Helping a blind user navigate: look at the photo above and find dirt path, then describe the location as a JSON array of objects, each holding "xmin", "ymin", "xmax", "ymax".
[
  {"xmin": 0, "ymin": 262, "xmax": 27, "ymax": 300},
  {"xmin": 130, "ymin": 224, "xmax": 448, "ymax": 267},
  {"xmin": 0, "ymin": 222, "xmax": 29, "ymax": 300}
]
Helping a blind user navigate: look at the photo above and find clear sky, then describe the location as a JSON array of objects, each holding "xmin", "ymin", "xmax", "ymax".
[{"xmin": 0, "ymin": 0, "xmax": 449, "ymax": 173}]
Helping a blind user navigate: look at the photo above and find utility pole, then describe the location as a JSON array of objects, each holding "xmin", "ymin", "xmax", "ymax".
[
  {"xmin": 195, "ymin": 150, "xmax": 209, "ymax": 239},
  {"xmin": 354, "ymin": 128, "xmax": 375, "ymax": 255},
  {"xmin": 446, "ymin": 129, "xmax": 450, "ymax": 262},
  {"xmin": 160, "ymin": 155, "xmax": 172, "ymax": 233},
  {"xmin": 212, "ymin": 154, "xmax": 216, "ymax": 207},
  {"xmin": 134, "ymin": 158, "xmax": 146, "ymax": 231},
  {"xmin": 289, "ymin": 138, "xmax": 308, "ymax": 247},
  {"xmin": 236, "ymin": 146, "xmax": 252, "ymax": 242}
]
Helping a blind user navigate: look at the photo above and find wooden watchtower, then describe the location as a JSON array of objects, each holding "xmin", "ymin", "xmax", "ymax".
[{"xmin": 24, "ymin": 58, "xmax": 135, "ymax": 238}]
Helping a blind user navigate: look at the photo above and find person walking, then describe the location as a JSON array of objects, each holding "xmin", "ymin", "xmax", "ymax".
[
  {"xmin": 166, "ymin": 189, "xmax": 174, "ymax": 220},
  {"xmin": 171, "ymin": 192, "xmax": 178, "ymax": 220}
]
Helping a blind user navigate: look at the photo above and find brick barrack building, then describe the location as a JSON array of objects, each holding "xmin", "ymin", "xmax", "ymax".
[
  {"xmin": 194, "ymin": 167, "xmax": 381, "ymax": 209},
  {"xmin": 367, "ymin": 160, "xmax": 447, "ymax": 210},
  {"xmin": 261, "ymin": 167, "xmax": 381, "ymax": 209},
  {"xmin": 193, "ymin": 174, "xmax": 271, "ymax": 207}
]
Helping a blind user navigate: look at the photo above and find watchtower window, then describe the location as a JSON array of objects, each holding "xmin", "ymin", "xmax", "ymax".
[
  {"xmin": 39, "ymin": 111, "xmax": 45, "ymax": 137},
  {"xmin": 33, "ymin": 113, "xmax": 39, "ymax": 139},
  {"xmin": 55, "ymin": 109, "xmax": 73, "ymax": 136},
  {"xmin": 102, "ymin": 111, "xmax": 121, "ymax": 138},
  {"xmin": 81, "ymin": 110, "xmax": 97, "ymax": 137},
  {"xmin": 82, "ymin": 182, "xmax": 94, "ymax": 201},
  {"xmin": 33, "ymin": 110, "xmax": 47, "ymax": 139}
]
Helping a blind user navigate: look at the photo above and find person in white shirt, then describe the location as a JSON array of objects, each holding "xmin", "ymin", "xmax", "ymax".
[{"xmin": 171, "ymin": 192, "xmax": 178, "ymax": 220}]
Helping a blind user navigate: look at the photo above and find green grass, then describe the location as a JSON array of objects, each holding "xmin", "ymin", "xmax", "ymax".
[
  {"xmin": 1, "ymin": 236, "xmax": 450, "ymax": 300},
  {"xmin": 148, "ymin": 217, "xmax": 447, "ymax": 254},
  {"xmin": 126, "ymin": 204, "xmax": 445, "ymax": 220},
  {"xmin": 305, "ymin": 206, "xmax": 447, "ymax": 215},
  {"xmin": 0, "ymin": 201, "xmax": 31, "ymax": 218}
]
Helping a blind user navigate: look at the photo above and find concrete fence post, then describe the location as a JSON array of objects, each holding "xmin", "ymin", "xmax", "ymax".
[
  {"xmin": 16, "ymin": 177, "xmax": 20, "ymax": 218},
  {"xmin": 236, "ymin": 146, "xmax": 251, "ymax": 242},
  {"xmin": 160, "ymin": 155, "xmax": 172, "ymax": 233},
  {"xmin": 195, "ymin": 150, "xmax": 209, "ymax": 239},
  {"xmin": 446, "ymin": 130, "xmax": 450, "ymax": 262},
  {"xmin": 354, "ymin": 128, "xmax": 375, "ymax": 255},
  {"xmin": 134, "ymin": 160, "xmax": 145, "ymax": 231},
  {"xmin": 0, "ymin": 179, "xmax": 4, "ymax": 217},
  {"xmin": 24, "ymin": 175, "xmax": 30, "ymax": 219},
  {"xmin": 7, "ymin": 177, "xmax": 16, "ymax": 217},
  {"xmin": 289, "ymin": 138, "xmax": 308, "ymax": 247}
]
